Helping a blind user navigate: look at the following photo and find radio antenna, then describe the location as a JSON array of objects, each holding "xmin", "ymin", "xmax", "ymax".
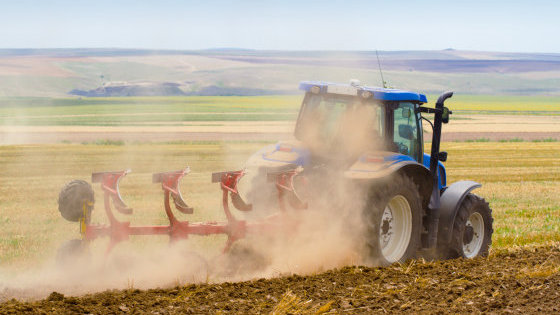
[{"xmin": 376, "ymin": 50, "xmax": 387, "ymax": 88}]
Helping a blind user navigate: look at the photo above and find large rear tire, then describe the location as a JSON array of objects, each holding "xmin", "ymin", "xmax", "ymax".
[
  {"xmin": 447, "ymin": 193, "xmax": 493, "ymax": 258},
  {"xmin": 363, "ymin": 174, "xmax": 423, "ymax": 265},
  {"xmin": 58, "ymin": 180, "xmax": 94, "ymax": 222}
]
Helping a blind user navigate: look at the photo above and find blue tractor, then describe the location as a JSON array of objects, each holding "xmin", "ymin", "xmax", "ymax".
[
  {"xmin": 56, "ymin": 80, "xmax": 494, "ymax": 266},
  {"xmin": 241, "ymin": 81, "xmax": 493, "ymax": 264}
]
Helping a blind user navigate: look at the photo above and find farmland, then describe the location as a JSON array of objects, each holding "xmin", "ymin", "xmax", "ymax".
[
  {"xmin": 0, "ymin": 94, "xmax": 559, "ymax": 313},
  {"xmin": 0, "ymin": 140, "xmax": 559, "ymax": 312},
  {"xmin": 1, "ymin": 95, "xmax": 559, "ymax": 145},
  {"xmin": 1, "ymin": 94, "xmax": 559, "ymax": 127},
  {"xmin": 1, "ymin": 141, "xmax": 558, "ymax": 264}
]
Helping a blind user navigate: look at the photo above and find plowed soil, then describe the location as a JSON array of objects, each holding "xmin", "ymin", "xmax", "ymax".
[{"xmin": 1, "ymin": 245, "xmax": 559, "ymax": 314}]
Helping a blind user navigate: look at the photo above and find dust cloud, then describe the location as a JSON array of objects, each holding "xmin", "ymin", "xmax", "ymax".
[
  {"xmin": 222, "ymin": 94, "xmax": 388, "ymax": 278},
  {"xmin": 0, "ymin": 86, "xmax": 389, "ymax": 301}
]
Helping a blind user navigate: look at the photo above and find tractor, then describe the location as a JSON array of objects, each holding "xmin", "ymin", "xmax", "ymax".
[{"xmin": 58, "ymin": 81, "xmax": 493, "ymax": 266}]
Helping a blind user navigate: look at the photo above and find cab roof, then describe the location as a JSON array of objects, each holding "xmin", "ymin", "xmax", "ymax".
[{"xmin": 299, "ymin": 81, "xmax": 428, "ymax": 104}]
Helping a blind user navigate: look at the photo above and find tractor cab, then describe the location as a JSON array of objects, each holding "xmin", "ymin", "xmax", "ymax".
[{"xmin": 296, "ymin": 81, "xmax": 427, "ymax": 163}]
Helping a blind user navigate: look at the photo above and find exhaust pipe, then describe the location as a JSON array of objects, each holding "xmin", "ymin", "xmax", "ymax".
[{"xmin": 427, "ymin": 91, "xmax": 453, "ymax": 247}]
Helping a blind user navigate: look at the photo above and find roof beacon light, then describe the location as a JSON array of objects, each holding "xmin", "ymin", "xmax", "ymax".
[{"xmin": 349, "ymin": 79, "xmax": 361, "ymax": 87}]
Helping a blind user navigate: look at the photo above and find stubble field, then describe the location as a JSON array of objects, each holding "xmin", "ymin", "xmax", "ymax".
[{"xmin": 0, "ymin": 141, "xmax": 559, "ymax": 313}]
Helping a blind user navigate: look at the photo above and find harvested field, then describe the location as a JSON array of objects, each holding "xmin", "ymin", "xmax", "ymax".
[
  {"xmin": 1, "ymin": 245, "xmax": 559, "ymax": 314},
  {"xmin": 2, "ymin": 130, "xmax": 559, "ymax": 144},
  {"xmin": 0, "ymin": 141, "xmax": 558, "ymax": 315},
  {"xmin": 1, "ymin": 95, "xmax": 559, "ymax": 144},
  {"xmin": 441, "ymin": 132, "xmax": 560, "ymax": 142},
  {"xmin": 1, "ymin": 114, "xmax": 560, "ymax": 144},
  {"xmin": 1, "ymin": 142, "xmax": 558, "ymax": 266}
]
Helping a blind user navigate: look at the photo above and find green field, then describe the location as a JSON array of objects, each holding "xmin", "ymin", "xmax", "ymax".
[
  {"xmin": 0, "ymin": 96, "xmax": 302, "ymax": 126},
  {"xmin": 0, "ymin": 141, "xmax": 558, "ymax": 269},
  {"xmin": 0, "ymin": 94, "xmax": 558, "ymax": 127},
  {"xmin": 427, "ymin": 94, "xmax": 560, "ymax": 114}
]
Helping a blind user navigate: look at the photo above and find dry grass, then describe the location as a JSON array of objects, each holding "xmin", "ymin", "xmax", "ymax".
[
  {"xmin": 271, "ymin": 290, "xmax": 333, "ymax": 314},
  {"xmin": 0, "ymin": 142, "xmax": 265, "ymax": 268},
  {"xmin": 0, "ymin": 142, "xmax": 558, "ymax": 268},
  {"xmin": 436, "ymin": 142, "xmax": 560, "ymax": 248}
]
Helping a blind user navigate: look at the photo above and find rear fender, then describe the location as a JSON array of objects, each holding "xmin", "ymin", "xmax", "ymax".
[
  {"xmin": 345, "ymin": 155, "xmax": 433, "ymax": 209},
  {"xmin": 437, "ymin": 181, "xmax": 481, "ymax": 245},
  {"xmin": 244, "ymin": 141, "xmax": 310, "ymax": 169}
]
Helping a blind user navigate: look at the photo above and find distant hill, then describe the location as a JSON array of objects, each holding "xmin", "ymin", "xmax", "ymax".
[
  {"xmin": 0, "ymin": 49, "xmax": 559, "ymax": 97},
  {"xmin": 68, "ymin": 81, "xmax": 289, "ymax": 97},
  {"xmin": 69, "ymin": 82, "xmax": 186, "ymax": 97}
]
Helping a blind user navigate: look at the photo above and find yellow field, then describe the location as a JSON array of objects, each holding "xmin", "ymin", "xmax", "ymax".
[
  {"xmin": 0, "ymin": 142, "xmax": 558, "ymax": 268},
  {"xmin": 440, "ymin": 142, "xmax": 560, "ymax": 248}
]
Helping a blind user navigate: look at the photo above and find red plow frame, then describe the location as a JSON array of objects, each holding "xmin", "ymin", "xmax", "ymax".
[{"xmin": 83, "ymin": 167, "xmax": 306, "ymax": 255}]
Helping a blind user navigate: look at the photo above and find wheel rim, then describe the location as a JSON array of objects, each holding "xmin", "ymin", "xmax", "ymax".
[
  {"xmin": 463, "ymin": 212, "xmax": 484, "ymax": 258},
  {"xmin": 379, "ymin": 195, "xmax": 412, "ymax": 263}
]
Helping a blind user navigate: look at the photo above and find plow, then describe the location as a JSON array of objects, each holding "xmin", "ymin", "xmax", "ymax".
[
  {"xmin": 58, "ymin": 80, "xmax": 494, "ymax": 267},
  {"xmin": 58, "ymin": 166, "xmax": 307, "ymax": 259}
]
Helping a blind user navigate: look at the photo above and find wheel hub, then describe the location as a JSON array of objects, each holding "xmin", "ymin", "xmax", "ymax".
[
  {"xmin": 462, "ymin": 212, "xmax": 485, "ymax": 258},
  {"xmin": 463, "ymin": 225, "xmax": 474, "ymax": 244},
  {"xmin": 380, "ymin": 208, "xmax": 393, "ymax": 248},
  {"xmin": 378, "ymin": 195, "xmax": 412, "ymax": 263}
]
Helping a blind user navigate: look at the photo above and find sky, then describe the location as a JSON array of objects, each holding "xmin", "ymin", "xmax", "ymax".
[{"xmin": 0, "ymin": 0, "xmax": 558, "ymax": 53}]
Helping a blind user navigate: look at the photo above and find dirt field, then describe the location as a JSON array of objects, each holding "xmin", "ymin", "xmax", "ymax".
[{"xmin": 1, "ymin": 245, "xmax": 559, "ymax": 314}]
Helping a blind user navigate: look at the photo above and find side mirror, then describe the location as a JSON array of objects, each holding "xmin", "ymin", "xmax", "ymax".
[
  {"xmin": 442, "ymin": 107, "xmax": 451, "ymax": 124},
  {"xmin": 398, "ymin": 124, "xmax": 414, "ymax": 140},
  {"xmin": 438, "ymin": 151, "xmax": 448, "ymax": 162},
  {"xmin": 401, "ymin": 108, "xmax": 412, "ymax": 118}
]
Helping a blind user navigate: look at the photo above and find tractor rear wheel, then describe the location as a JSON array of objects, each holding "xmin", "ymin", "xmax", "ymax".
[
  {"xmin": 58, "ymin": 180, "xmax": 94, "ymax": 222},
  {"xmin": 363, "ymin": 174, "xmax": 423, "ymax": 265},
  {"xmin": 447, "ymin": 194, "xmax": 493, "ymax": 258}
]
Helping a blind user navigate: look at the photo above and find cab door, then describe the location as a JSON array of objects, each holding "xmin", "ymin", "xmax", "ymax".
[{"xmin": 393, "ymin": 102, "xmax": 422, "ymax": 162}]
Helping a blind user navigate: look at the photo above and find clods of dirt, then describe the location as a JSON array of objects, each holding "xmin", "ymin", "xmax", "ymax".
[{"xmin": 1, "ymin": 245, "xmax": 559, "ymax": 314}]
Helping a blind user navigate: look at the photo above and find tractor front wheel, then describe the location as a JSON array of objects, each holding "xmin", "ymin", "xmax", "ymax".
[
  {"xmin": 448, "ymin": 194, "xmax": 493, "ymax": 258},
  {"xmin": 363, "ymin": 174, "xmax": 423, "ymax": 265}
]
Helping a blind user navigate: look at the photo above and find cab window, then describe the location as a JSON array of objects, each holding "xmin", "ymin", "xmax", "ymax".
[
  {"xmin": 295, "ymin": 93, "xmax": 385, "ymax": 155},
  {"xmin": 393, "ymin": 102, "xmax": 420, "ymax": 160}
]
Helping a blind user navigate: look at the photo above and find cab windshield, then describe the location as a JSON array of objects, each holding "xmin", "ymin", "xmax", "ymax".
[{"xmin": 295, "ymin": 93, "xmax": 385, "ymax": 156}]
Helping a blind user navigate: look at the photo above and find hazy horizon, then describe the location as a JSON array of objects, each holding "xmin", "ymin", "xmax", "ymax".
[
  {"xmin": 0, "ymin": 0, "xmax": 558, "ymax": 53},
  {"xmin": 0, "ymin": 47, "xmax": 559, "ymax": 54}
]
